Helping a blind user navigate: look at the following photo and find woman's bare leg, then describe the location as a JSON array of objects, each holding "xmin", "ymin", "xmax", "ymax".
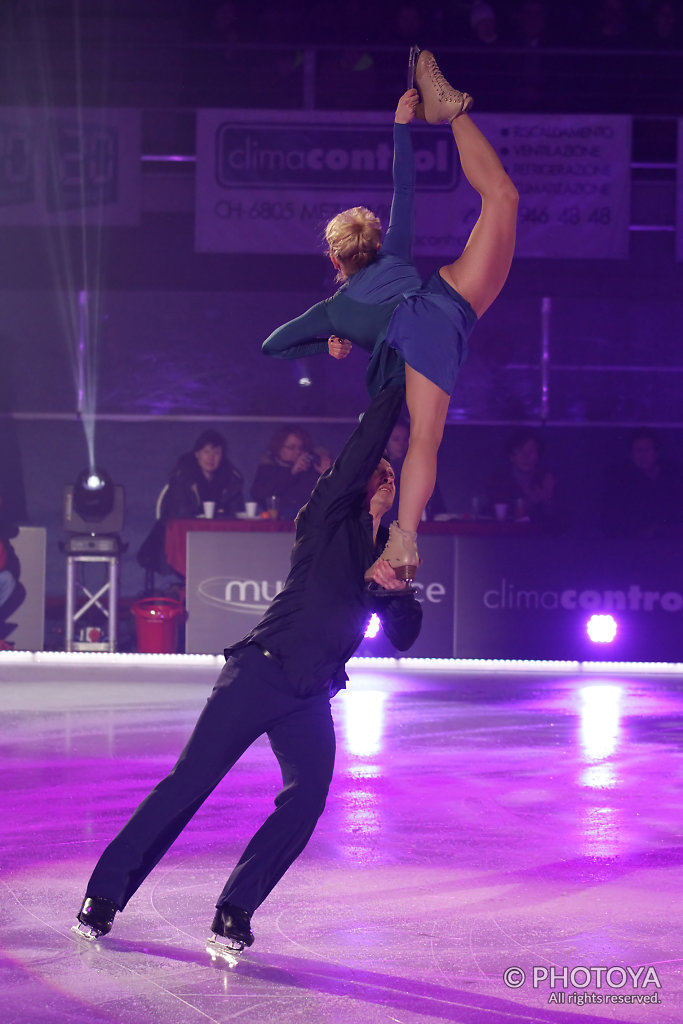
[
  {"xmin": 440, "ymin": 114, "xmax": 518, "ymax": 319},
  {"xmin": 396, "ymin": 113, "xmax": 517, "ymax": 532},
  {"xmin": 397, "ymin": 365, "xmax": 451, "ymax": 533},
  {"xmin": 375, "ymin": 93, "xmax": 518, "ymax": 571}
]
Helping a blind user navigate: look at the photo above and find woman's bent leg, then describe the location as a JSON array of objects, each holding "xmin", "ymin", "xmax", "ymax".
[
  {"xmin": 398, "ymin": 365, "xmax": 451, "ymax": 533},
  {"xmin": 439, "ymin": 115, "xmax": 518, "ymax": 319}
]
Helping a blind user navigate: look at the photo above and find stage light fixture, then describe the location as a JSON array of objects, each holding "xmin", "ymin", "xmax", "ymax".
[
  {"xmin": 64, "ymin": 468, "xmax": 125, "ymax": 535},
  {"xmin": 586, "ymin": 614, "xmax": 618, "ymax": 644},
  {"xmin": 73, "ymin": 468, "xmax": 114, "ymax": 521}
]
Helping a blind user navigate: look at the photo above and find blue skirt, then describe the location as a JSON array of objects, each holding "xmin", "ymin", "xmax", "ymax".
[{"xmin": 385, "ymin": 270, "xmax": 477, "ymax": 396}]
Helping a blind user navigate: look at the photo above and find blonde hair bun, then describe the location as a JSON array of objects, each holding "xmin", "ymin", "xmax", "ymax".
[{"xmin": 325, "ymin": 206, "xmax": 381, "ymax": 280}]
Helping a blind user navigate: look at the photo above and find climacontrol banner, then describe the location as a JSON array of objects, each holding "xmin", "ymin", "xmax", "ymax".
[
  {"xmin": 0, "ymin": 108, "xmax": 141, "ymax": 225},
  {"xmin": 455, "ymin": 538, "xmax": 683, "ymax": 662},
  {"xmin": 195, "ymin": 109, "xmax": 631, "ymax": 259}
]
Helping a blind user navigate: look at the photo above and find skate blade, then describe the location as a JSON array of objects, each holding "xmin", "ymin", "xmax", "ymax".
[
  {"xmin": 407, "ymin": 45, "xmax": 420, "ymax": 90},
  {"xmin": 206, "ymin": 934, "xmax": 244, "ymax": 968},
  {"xmin": 71, "ymin": 921, "xmax": 101, "ymax": 942}
]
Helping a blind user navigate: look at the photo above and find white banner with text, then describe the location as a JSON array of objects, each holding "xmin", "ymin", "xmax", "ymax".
[{"xmin": 195, "ymin": 109, "xmax": 631, "ymax": 259}]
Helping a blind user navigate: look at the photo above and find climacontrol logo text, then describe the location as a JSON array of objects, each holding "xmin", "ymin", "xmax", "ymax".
[
  {"xmin": 215, "ymin": 124, "xmax": 459, "ymax": 191},
  {"xmin": 484, "ymin": 578, "xmax": 683, "ymax": 614}
]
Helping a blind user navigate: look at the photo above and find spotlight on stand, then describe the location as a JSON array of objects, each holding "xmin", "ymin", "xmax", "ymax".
[
  {"xmin": 64, "ymin": 468, "xmax": 124, "ymax": 536},
  {"xmin": 62, "ymin": 468, "xmax": 126, "ymax": 654}
]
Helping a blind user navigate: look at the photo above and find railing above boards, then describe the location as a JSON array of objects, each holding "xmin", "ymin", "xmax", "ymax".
[{"xmin": 0, "ymin": 40, "xmax": 681, "ymax": 117}]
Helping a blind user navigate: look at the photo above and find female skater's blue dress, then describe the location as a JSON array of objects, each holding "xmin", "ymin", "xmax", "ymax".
[{"xmin": 262, "ymin": 123, "xmax": 477, "ymax": 398}]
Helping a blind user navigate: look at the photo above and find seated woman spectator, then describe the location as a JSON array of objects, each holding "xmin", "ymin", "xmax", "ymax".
[
  {"xmin": 138, "ymin": 430, "xmax": 245, "ymax": 585},
  {"xmin": 162, "ymin": 429, "xmax": 245, "ymax": 520},
  {"xmin": 601, "ymin": 428, "xmax": 683, "ymax": 539},
  {"xmin": 486, "ymin": 428, "xmax": 562, "ymax": 531},
  {"xmin": 251, "ymin": 425, "xmax": 327, "ymax": 520}
]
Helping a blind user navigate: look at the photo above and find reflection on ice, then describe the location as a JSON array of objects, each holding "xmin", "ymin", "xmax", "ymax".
[
  {"xmin": 340, "ymin": 690, "xmax": 387, "ymax": 757},
  {"xmin": 578, "ymin": 686, "xmax": 624, "ymax": 857},
  {"xmin": 579, "ymin": 762, "xmax": 616, "ymax": 790},
  {"xmin": 579, "ymin": 684, "xmax": 622, "ymax": 762},
  {"xmin": 579, "ymin": 805, "xmax": 624, "ymax": 859}
]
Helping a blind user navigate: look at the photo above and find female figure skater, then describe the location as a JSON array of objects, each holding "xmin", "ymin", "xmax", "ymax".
[{"xmin": 263, "ymin": 49, "xmax": 518, "ymax": 579}]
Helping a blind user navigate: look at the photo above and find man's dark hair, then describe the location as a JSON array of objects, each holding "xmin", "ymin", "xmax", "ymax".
[{"xmin": 193, "ymin": 429, "xmax": 227, "ymax": 454}]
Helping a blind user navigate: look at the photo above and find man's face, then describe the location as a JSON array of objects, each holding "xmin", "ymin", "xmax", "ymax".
[
  {"xmin": 366, "ymin": 458, "xmax": 395, "ymax": 514},
  {"xmin": 195, "ymin": 444, "xmax": 223, "ymax": 477},
  {"xmin": 510, "ymin": 439, "xmax": 539, "ymax": 474}
]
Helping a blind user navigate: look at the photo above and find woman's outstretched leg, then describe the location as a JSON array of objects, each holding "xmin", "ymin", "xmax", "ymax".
[
  {"xmin": 439, "ymin": 113, "xmax": 518, "ymax": 318},
  {"xmin": 415, "ymin": 49, "xmax": 518, "ymax": 319},
  {"xmin": 371, "ymin": 55, "xmax": 518, "ymax": 581},
  {"xmin": 394, "ymin": 106, "xmax": 517, "ymax": 535}
]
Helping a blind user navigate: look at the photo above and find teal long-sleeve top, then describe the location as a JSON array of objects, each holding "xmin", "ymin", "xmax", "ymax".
[{"xmin": 262, "ymin": 123, "xmax": 423, "ymax": 397}]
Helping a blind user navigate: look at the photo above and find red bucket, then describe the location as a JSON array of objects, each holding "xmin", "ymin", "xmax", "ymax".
[{"xmin": 131, "ymin": 597, "xmax": 183, "ymax": 654}]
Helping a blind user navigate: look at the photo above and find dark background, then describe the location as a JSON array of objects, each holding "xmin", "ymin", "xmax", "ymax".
[{"xmin": 1, "ymin": 0, "xmax": 682, "ymax": 610}]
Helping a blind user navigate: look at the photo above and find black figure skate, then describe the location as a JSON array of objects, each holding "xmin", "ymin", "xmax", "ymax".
[
  {"xmin": 72, "ymin": 896, "xmax": 118, "ymax": 942},
  {"xmin": 206, "ymin": 902, "xmax": 254, "ymax": 968}
]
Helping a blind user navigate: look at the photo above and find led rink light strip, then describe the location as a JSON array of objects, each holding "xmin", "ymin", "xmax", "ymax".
[{"xmin": 0, "ymin": 651, "xmax": 681, "ymax": 676}]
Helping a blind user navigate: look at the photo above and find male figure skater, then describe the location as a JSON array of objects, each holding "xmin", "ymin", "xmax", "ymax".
[{"xmin": 74, "ymin": 383, "xmax": 422, "ymax": 963}]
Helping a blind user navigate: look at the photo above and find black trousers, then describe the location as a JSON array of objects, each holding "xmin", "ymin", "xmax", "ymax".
[{"xmin": 85, "ymin": 645, "xmax": 336, "ymax": 916}]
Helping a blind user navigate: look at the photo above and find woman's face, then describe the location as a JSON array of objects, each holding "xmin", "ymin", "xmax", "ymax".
[
  {"xmin": 510, "ymin": 439, "xmax": 540, "ymax": 474},
  {"xmin": 195, "ymin": 443, "xmax": 223, "ymax": 478},
  {"xmin": 278, "ymin": 434, "xmax": 305, "ymax": 465}
]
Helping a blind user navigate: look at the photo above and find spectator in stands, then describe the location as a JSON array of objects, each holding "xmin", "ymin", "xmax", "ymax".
[
  {"xmin": 387, "ymin": 3, "xmax": 427, "ymax": 45},
  {"xmin": 137, "ymin": 430, "xmax": 245, "ymax": 583},
  {"xmin": 469, "ymin": 1, "xmax": 501, "ymax": 45},
  {"xmin": 601, "ymin": 428, "xmax": 683, "ymax": 539},
  {"xmin": 588, "ymin": 0, "xmax": 634, "ymax": 47},
  {"xmin": 486, "ymin": 428, "xmax": 562, "ymax": 531},
  {"xmin": 251, "ymin": 426, "xmax": 329, "ymax": 520},
  {"xmin": 162, "ymin": 429, "xmax": 244, "ymax": 520},
  {"xmin": 513, "ymin": 0, "xmax": 553, "ymax": 46},
  {"xmin": 645, "ymin": 0, "xmax": 681, "ymax": 47},
  {"xmin": 509, "ymin": 0, "xmax": 554, "ymax": 108},
  {"xmin": 385, "ymin": 419, "xmax": 447, "ymax": 521}
]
